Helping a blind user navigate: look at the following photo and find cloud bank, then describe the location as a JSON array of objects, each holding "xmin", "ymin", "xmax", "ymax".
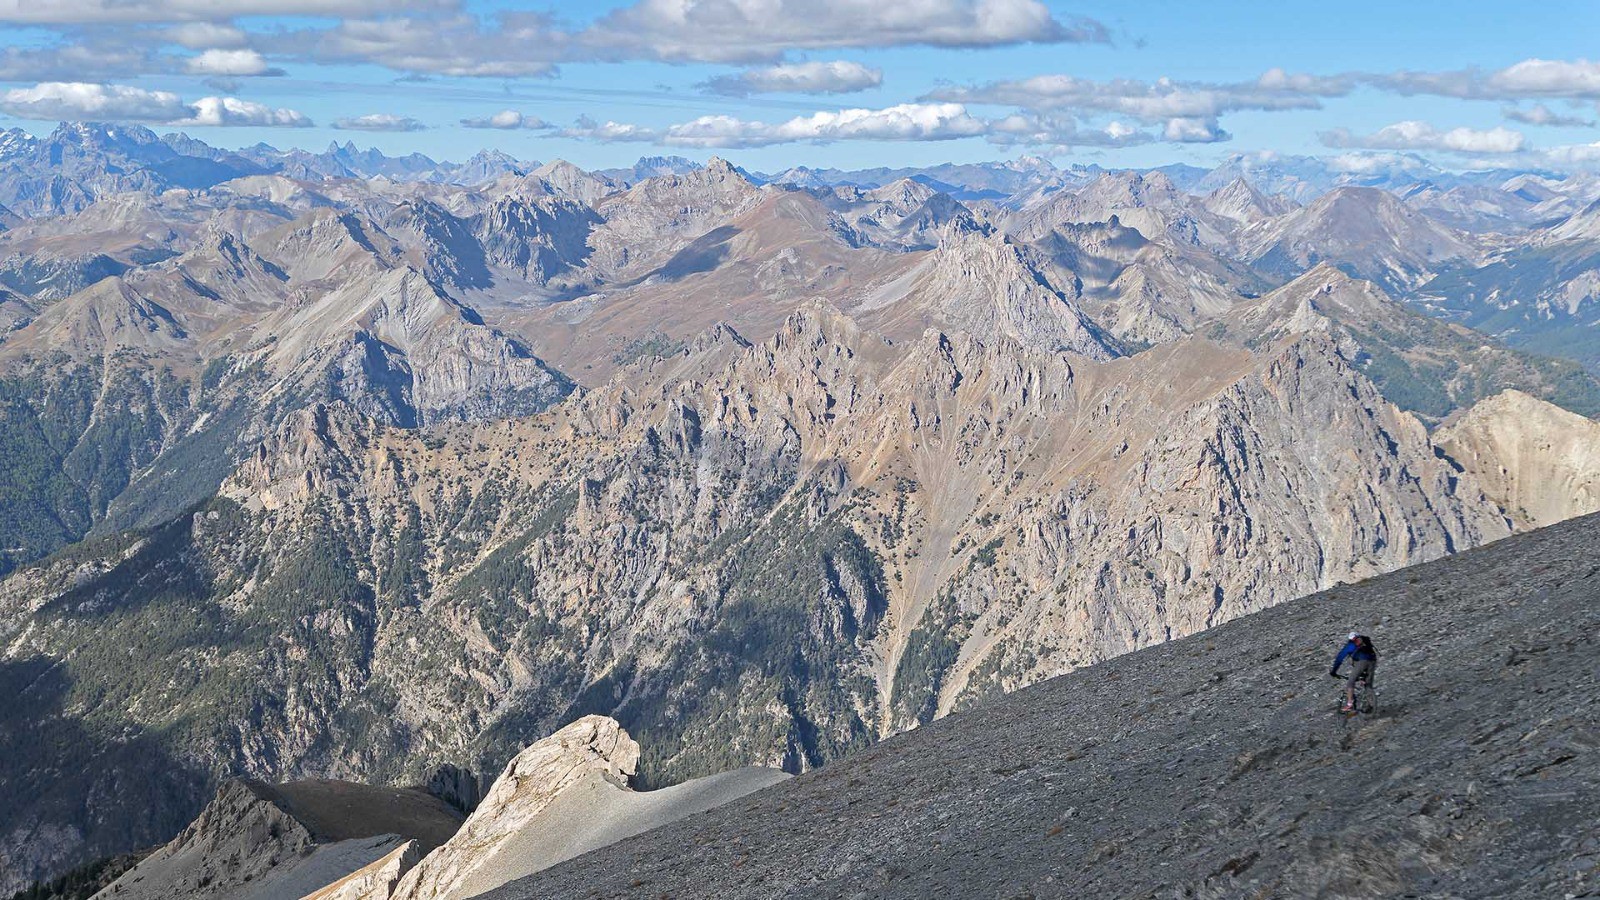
[
  {"xmin": 0, "ymin": 81, "xmax": 309, "ymax": 126},
  {"xmin": 700, "ymin": 61, "xmax": 883, "ymax": 96}
]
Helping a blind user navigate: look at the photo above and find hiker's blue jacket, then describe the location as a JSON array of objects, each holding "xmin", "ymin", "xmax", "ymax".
[{"xmin": 1332, "ymin": 639, "xmax": 1377, "ymax": 672}]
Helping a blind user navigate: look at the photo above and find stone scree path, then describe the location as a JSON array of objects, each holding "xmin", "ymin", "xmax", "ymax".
[{"xmin": 488, "ymin": 512, "xmax": 1600, "ymax": 899}]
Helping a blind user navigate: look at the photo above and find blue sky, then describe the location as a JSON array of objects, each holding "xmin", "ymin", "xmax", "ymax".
[{"xmin": 1, "ymin": 0, "xmax": 1597, "ymax": 172}]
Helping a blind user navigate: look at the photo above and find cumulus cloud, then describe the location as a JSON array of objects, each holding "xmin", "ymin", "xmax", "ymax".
[
  {"xmin": 1502, "ymin": 102, "xmax": 1595, "ymax": 127},
  {"xmin": 271, "ymin": 13, "xmax": 562, "ymax": 77},
  {"xmin": 563, "ymin": 103, "xmax": 1167, "ymax": 151},
  {"xmin": 265, "ymin": 0, "xmax": 1100, "ymax": 76},
  {"xmin": 1320, "ymin": 120, "xmax": 1526, "ymax": 154},
  {"xmin": 0, "ymin": 0, "xmax": 450, "ymax": 24},
  {"xmin": 927, "ymin": 68, "xmax": 1349, "ymax": 123},
  {"xmin": 985, "ymin": 112, "xmax": 1152, "ymax": 150},
  {"xmin": 461, "ymin": 110, "xmax": 553, "ymax": 129},
  {"xmin": 1162, "ymin": 116, "xmax": 1230, "ymax": 143},
  {"xmin": 1374, "ymin": 58, "xmax": 1600, "ymax": 101},
  {"xmin": 1324, "ymin": 152, "xmax": 1424, "ymax": 175},
  {"xmin": 578, "ymin": 0, "xmax": 1107, "ymax": 63},
  {"xmin": 0, "ymin": 43, "xmax": 165, "ymax": 82},
  {"xmin": 564, "ymin": 102, "xmax": 989, "ymax": 148},
  {"xmin": 165, "ymin": 22, "xmax": 249, "ymax": 49},
  {"xmin": 333, "ymin": 112, "xmax": 427, "ymax": 131},
  {"xmin": 185, "ymin": 48, "xmax": 282, "ymax": 77},
  {"xmin": 700, "ymin": 60, "xmax": 882, "ymax": 96},
  {"xmin": 0, "ymin": 81, "xmax": 308, "ymax": 126},
  {"xmin": 1540, "ymin": 142, "xmax": 1600, "ymax": 166},
  {"xmin": 1489, "ymin": 59, "xmax": 1600, "ymax": 98},
  {"xmin": 180, "ymin": 95, "xmax": 311, "ymax": 126}
]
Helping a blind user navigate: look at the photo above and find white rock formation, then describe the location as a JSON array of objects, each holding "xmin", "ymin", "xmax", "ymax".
[
  {"xmin": 1436, "ymin": 389, "xmax": 1600, "ymax": 529},
  {"xmin": 387, "ymin": 717, "xmax": 639, "ymax": 900},
  {"xmin": 388, "ymin": 715, "xmax": 787, "ymax": 900},
  {"xmin": 302, "ymin": 841, "xmax": 422, "ymax": 900}
]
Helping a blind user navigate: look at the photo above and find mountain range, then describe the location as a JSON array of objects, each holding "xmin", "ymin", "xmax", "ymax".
[{"xmin": 2, "ymin": 121, "xmax": 1600, "ymax": 894}]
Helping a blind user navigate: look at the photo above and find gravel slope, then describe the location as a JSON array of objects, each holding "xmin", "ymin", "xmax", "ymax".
[
  {"xmin": 488, "ymin": 512, "xmax": 1600, "ymax": 899},
  {"xmin": 448, "ymin": 768, "xmax": 790, "ymax": 899}
]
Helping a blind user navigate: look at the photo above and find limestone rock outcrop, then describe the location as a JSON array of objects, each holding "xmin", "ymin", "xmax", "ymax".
[
  {"xmin": 388, "ymin": 716, "xmax": 640, "ymax": 900},
  {"xmin": 302, "ymin": 841, "xmax": 423, "ymax": 900},
  {"xmin": 487, "ymin": 511, "xmax": 1600, "ymax": 900},
  {"xmin": 1437, "ymin": 389, "xmax": 1600, "ymax": 529},
  {"xmin": 388, "ymin": 716, "xmax": 787, "ymax": 900}
]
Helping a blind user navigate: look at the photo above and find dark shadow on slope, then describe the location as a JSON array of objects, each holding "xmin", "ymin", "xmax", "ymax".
[
  {"xmin": 652, "ymin": 226, "xmax": 739, "ymax": 281},
  {"xmin": 0, "ymin": 658, "xmax": 207, "ymax": 895}
]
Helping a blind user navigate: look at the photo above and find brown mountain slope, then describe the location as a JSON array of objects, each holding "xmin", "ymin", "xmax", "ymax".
[{"xmin": 0, "ymin": 301, "xmax": 1522, "ymax": 891}]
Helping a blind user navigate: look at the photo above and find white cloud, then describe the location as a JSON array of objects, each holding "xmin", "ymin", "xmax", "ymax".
[
  {"xmin": 1162, "ymin": 117, "xmax": 1230, "ymax": 143},
  {"xmin": 0, "ymin": 81, "xmax": 309, "ymax": 126},
  {"xmin": 1374, "ymin": 58, "xmax": 1600, "ymax": 101},
  {"xmin": 1320, "ymin": 120, "xmax": 1527, "ymax": 154},
  {"xmin": 267, "ymin": 0, "xmax": 1099, "ymax": 76},
  {"xmin": 0, "ymin": 44, "xmax": 164, "ymax": 82},
  {"xmin": 165, "ymin": 23, "xmax": 248, "ymax": 49},
  {"xmin": 0, "ymin": 0, "xmax": 451, "ymax": 24},
  {"xmin": 273, "ymin": 13, "xmax": 561, "ymax": 77},
  {"xmin": 701, "ymin": 60, "xmax": 882, "ymax": 96},
  {"xmin": 1540, "ymin": 142, "xmax": 1600, "ymax": 166},
  {"xmin": 1488, "ymin": 59, "xmax": 1600, "ymax": 98},
  {"xmin": 927, "ymin": 69, "xmax": 1348, "ymax": 123},
  {"xmin": 185, "ymin": 49, "xmax": 281, "ymax": 77},
  {"xmin": 986, "ymin": 112, "xmax": 1152, "ymax": 149},
  {"xmin": 181, "ymin": 96, "xmax": 310, "ymax": 126},
  {"xmin": 1325, "ymin": 152, "xmax": 1418, "ymax": 175},
  {"xmin": 564, "ymin": 103, "xmax": 1167, "ymax": 151},
  {"xmin": 578, "ymin": 0, "xmax": 1107, "ymax": 63},
  {"xmin": 1502, "ymin": 103, "xmax": 1595, "ymax": 127},
  {"xmin": 333, "ymin": 112, "xmax": 427, "ymax": 132},
  {"xmin": 564, "ymin": 117, "xmax": 659, "ymax": 142},
  {"xmin": 565, "ymin": 102, "xmax": 989, "ymax": 148},
  {"xmin": 0, "ymin": 81, "xmax": 186, "ymax": 121},
  {"xmin": 461, "ymin": 109, "xmax": 553, "ymax": 129}
]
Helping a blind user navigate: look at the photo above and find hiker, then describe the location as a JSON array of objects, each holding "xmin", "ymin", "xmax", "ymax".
[{"xmin": 1329, "ymin": 632, "xmax": 1377, "ymax": 712}]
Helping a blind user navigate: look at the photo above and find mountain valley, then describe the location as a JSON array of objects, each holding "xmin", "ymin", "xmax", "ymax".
[{"xmin": 2, "ymin": 122, "xmax": 1600, "ymax": 896}]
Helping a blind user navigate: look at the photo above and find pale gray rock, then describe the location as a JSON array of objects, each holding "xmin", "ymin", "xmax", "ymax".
[
  {"xmin": 1437, "ymin": 389, "xmax": 1600, "ymax": 529},
  {"xmin": 489, "ymin": 512, "xmax": 1600, "ymax": 900}
]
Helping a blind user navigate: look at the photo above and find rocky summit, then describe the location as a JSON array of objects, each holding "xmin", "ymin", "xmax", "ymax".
[{"xmin": 492, "ymin": 512, "xmax": 1600, "ymax": 900}]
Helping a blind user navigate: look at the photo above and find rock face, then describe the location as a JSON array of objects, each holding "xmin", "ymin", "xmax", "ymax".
[
  {"xmin": 489, "ymin": 512, "xmax": 1600, "ymax": 900},
  {"xmin": 388, "ymin": 716, "xmax": 788, "ymax": 900},
  {"xmin": 0, "ymin": 307, "xmax": 1519, "ymax": 891},
  {"xmin": 1213, "ymin": 264, "xmax": 1600, "ymax": 422},
  {"xmin": 861, "ymin": 227, "xmax": 1119, "ymax": 356},
  {"xmin": 9, "ymin": 127, "xmax": 1600, "ymax": 893},
  {"xmin": 1240, "ymin": 186, "xmax": 1472, "ymax": 294},
  {"xmin": 1437, "ymin": 389, "xmax": 1600, "ymax": 529},
  {"xmin": 303, "ymin": 842, "xmax": 424, "ymax": 900},
  {"xmin": 92, "ymin": 779, "xmax": 463, "ymax": 900},
  {"xmin": 1007, "ymin": 170, "xmax": 1231, "ymax": 251},
  {"xmin": 390, "ymin": 716, "xmax": 640, "ymax": 900}
]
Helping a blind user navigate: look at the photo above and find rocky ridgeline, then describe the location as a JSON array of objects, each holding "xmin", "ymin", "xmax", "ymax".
[
  {"xmin": 88, "ymin": 716, "xmax": 784, "ymax": 900},
  {"xmin": 4, "ymin": 301, "xmax": 1594, "ymax": 891},
  {"xmin": 1437, "ymin": 389, "xmax": 1600, "ymax": 529},
  {"xmin": 494, "ymin": 512, "xmax": 1600, "ymax": 899},
  {"xmin": 5, "ymin": 124, "xmax": 1600, "ymax": 893},
  {"xmin": 93, "ymin": 778, "xmax": 464, "ymax": 900}
]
